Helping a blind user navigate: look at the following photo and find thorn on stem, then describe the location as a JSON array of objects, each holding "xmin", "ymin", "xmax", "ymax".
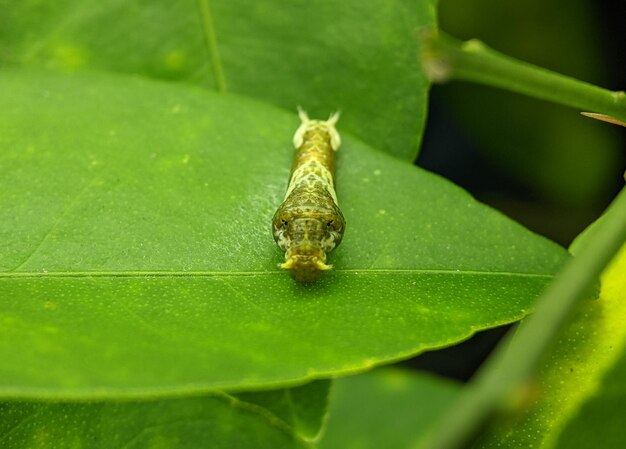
[{"xmin": 580, "ymin": 112, "xmax": 626, "ymax": 128}]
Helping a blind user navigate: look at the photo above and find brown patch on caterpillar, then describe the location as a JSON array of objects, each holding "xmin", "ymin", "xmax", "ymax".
[{"xmin": 272, "ymin": 108, "xmax": 345, "ymax": 283}]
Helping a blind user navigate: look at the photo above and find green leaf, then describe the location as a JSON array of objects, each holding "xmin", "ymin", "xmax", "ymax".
[
  {"xmin": 0, "ymin": 393, "xmax": 312, "ymax": 449},
  {"xmin": 319, "ymin": 368, "xmax": 461, "ymax": 449},
  {"xmin": 0, "ymin": 69, "xmax": 569, "ymax": 398},
  {"xmin": 554, "ymin": 344, "xmax": 626, "ymax": 448},
  {"xmin": 235, "ymin": 380, "xmax": 331, "ymax": 442},
  {"xmin": 0, "ymin": 0, "xmax": 436, "ymax": 160},
  {"xmin": 472, "ymin": 232, "xmax": 626, "ymax": 448}
]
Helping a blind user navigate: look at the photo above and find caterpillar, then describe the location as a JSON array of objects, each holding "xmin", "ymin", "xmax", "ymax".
[{"xmin": 272, "ymin": 108, "xmax": 346, "ymax": 283}]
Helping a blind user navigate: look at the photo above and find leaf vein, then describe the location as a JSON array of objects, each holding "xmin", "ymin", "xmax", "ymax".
[
  {"xmin": 0, "ymin": 409, "xmax": 43, "ymax": 444},
  {"xmin": 10, "ymin": 176, "xmax": 100, "ymax": 272},
  {"xmin": 196, "ymin": 0, "xmax": 227, "ymax": 92},
  {"xmin": 0, "ymin": 269, "xmax": 556, "ymax": 279}
]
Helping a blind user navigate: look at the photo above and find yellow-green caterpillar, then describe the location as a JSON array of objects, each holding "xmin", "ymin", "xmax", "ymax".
[{"xmin": 272, "ymin": 108, "xmax": 346, "ymax": 282}]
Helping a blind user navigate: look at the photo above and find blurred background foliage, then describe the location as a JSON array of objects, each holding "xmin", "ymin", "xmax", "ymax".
[
  {"xmin": 419, "ymin": 0, "xmax": 626, "ymax": 248},
  {"xmin": 413, "ymin": 0, "xmax": 626, "ymax": 380}
]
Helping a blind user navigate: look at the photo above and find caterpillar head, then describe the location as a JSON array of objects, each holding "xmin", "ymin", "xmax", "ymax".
[{"xmin": 272, "ymin": 210, "xmax": 345, "ymax": 283}]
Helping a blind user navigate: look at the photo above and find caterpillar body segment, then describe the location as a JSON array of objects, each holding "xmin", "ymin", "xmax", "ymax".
[{"xmin": 272, "ymin": 109, "xmax": 346, "ymax": 283}]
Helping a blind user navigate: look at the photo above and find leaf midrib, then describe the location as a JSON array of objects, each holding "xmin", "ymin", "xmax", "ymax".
[
  {"xmin": 0, "ymin": 269, "xmax": 555, "ymax": 279},
  {"xmin": 196, "ymin": 0, "xmax": 227, "ymax": 91}
]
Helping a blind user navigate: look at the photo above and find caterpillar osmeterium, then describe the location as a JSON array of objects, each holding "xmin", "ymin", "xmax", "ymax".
[{"xmin": 272, "ymin": 108, "xmax": 346, "ymax": 283}]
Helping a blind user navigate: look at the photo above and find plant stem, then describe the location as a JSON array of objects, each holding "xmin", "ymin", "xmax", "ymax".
[
  {"xmin": 421, "ymin": 30, "xmax": 626, "ymax": 122},
  {"xmin": 197, "ymin": 0, "xmax": 227, "ymax": 92},
  {"xmin": 419, "ymin": 185, "xmax": 626, "ymax": 449}
]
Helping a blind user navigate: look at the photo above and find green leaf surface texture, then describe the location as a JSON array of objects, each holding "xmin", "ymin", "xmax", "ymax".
[
  {"xmin": 0, "ymin": 393, "xmax": 313, "ymax": 449},
  {"xmin": 235, "ymin": 380, "xmax": 331, "ymax": 442},
  {"xmin": 319, "ymin": 368, "xmax": 460, "ymax": 449},
  {"xmin": 0, "ymin": 0, "xmax": 437, "ymax": 160},
  {"xmin": 473, "ymin": 226, "xmax": 626, "ymax": 448},
  {"xmin": 0, "ymin": 69, "xmax": 569, "ymax": 398},
  {"xmin": 554, "ymin": 338, "xmax": 626, "ymax": 448}
]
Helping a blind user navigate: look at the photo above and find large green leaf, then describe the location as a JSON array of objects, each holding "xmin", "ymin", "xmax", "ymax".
[
  {"xmin": 319, "ymin": 368, "xmax": 460, "ymax": 449},
  {"xmin": 0, "ymin": 393, "xmax": 312, "ymax": 449},
  {"xmin": 554, "ymin": 344, "xmax": 626, "ymax": 448},
  {"xmin": 472, "ymin": 227, "xmax": 626, "ymax": 448},
  {"xmin": 0, "ymin": 0, "xmax": 436, "ymax": 160},
  {"xmin": 0, "ymin": 69, "xmax": 568, "ymax": 398}
]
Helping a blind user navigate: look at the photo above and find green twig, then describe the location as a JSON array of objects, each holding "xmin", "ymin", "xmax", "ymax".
[
  {"xmin": 419, "ymin": 185, "xmax": 626, "ymax": 449},
  {"xmin": 420, "ymin": 30, "xmax": 626, "ymax": 122},
  {"xmin": 196, "ymin": 0, "xmax": 227, "ymax": 92}
]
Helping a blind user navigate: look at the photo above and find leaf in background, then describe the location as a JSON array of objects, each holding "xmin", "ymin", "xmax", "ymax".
[
  {"xmin": 438, "ymin": 0, "xmax": 621, "ymax": 207},
  {"xmin": 235, "ymin": 380, "xmax": 331, "ymax": 442},
  {"xmin": 0, "ymin": 69, "xmax": 569, "ymax": 398},
  {"xmin": 0, "ymin": 0, "xmax": 437, "ymax": 160},
  {"xmin": 553, "ymin": 343, "xmax": 626, "ymax": 448},
  {"xmin": 319, "ymin": 368, "xmax": 460, "ymax": 449},
  {"xmin": 472, "ymin": 223, "xmax": 626, "ymax": 448},
  {"xmin": 0, "ymin": 393, "xmax": 312, "ymax": 449}
]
